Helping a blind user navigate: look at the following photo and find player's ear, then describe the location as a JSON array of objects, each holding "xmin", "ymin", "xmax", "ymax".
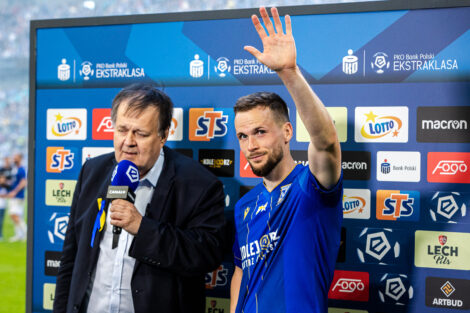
[{"xmin": 283, "ymin": 122, "xmax": 293, "ymax": 143}]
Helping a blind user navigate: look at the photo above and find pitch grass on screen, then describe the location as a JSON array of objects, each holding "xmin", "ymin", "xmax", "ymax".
[{"xmin": 0, "ymin": 214, "xmax": 26, "ymax": 313}]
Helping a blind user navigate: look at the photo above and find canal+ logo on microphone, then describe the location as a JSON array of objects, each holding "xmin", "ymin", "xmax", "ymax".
[
  {"xmin": 47, "ymin": 109, "xmax": 87, "ymax": 140},
  {"xmin": 355, "ymin": 107, "xmax": 408, "ymax": 143}
]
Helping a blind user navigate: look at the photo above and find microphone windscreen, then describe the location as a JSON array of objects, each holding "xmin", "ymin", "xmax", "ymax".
[{"xmin": 110, "ymin": 160, "xmax": 140, "ymax": 191}]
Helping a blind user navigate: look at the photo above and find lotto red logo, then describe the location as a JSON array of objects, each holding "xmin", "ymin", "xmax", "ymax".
[
  {"xmin": 239, "ymin": 151, "xmax": 259, "ymax": 178},
  {"xmin": 189, "ymin": 108, "xmax": 228, "ymax": 141},
  {"xmin": 92, "ymin": 108, "xmax": 114, "ymax": 140},
  {"xmin": 328, "ymin": 270, "xmax": 369, "ymax": 301},
  {"xmin": 427, "ymin": 152, "xmax": 470, "ymax": 183}
]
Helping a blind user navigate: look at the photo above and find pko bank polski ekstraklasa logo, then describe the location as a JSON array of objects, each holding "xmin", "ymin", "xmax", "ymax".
[
  {"xmin": 356, "ymin": 228, "xmax": 401, "ymax": 265},
  {"xmin": 378, "ymin": 273, "xmax": 413, "ymax": 305},
  {"xmin": 427, "ymin": 191, "xmax": 469, "ymax": 224},
  {"xmin": 57, "ymin": 58, "xmax": 145, "ymax": 82},
  {"xmin": 355, "ymin": 107, "xmax": 408, "ymax": 143},
  {"xmin": 47, "ymin": 109, "xmax": 87, "ymax": 140},
  {"xmin": 370, "ymin": 51, "xmax": 458, "ymax": 74}
]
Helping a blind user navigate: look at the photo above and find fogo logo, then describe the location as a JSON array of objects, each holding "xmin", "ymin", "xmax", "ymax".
[
  {"xmin": 342, "ymin": 189, "xmax": 370, "ymax": 219},
  {"xmin": 328, "ymin": 270, "xmax": 369, "ymax": 301},
  {"xmin": 47, "ymin": 109, "xmax": 87, "ymax": 140},
  {"xmin": 428, "ymin": 191, "xmax": 468, "ymax": 223},
  {"xmin": 376, "ymin": 190, "xmax": 420, "ymax": 221},
  {"xmin": 46, "ymin": 147, "xmax": 75, "ymax": 173},
  {"xmin": 189, "ymin": 108, "xmax": 228, "ymax": 141},
  {"xmin": 355, "ymin": 107, "xmax": 408, "ymax": 143},
  {"xmin": 92, "ymin": 108, "xmax": 113, "ymax": 140},
  {"xmin": 427, "ymin": 152, "xmax": 470, "ymax": 183}
]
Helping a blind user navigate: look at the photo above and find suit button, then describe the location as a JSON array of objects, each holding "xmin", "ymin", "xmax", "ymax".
[
  {"xmin": 135, "ymin": 289, "xmax": 139, "ymax": 294},
  {"xmin": 88, "ymin": 271, "xmax": 92, "ymax": 277},
  {"xmin": 73, "ymin": 305, "xmax": 79, "ymax": 311},
  {"xmin": 156, "ymin": 262, "xmax": 161, "ymax": 266}
]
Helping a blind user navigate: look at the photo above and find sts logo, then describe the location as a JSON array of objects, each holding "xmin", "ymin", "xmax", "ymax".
[
  {"xmin": 189, "ymin": 108, "xmax": 229, "ymax": 141},
  {"xmin": 376, "ymin": 190, "xmax": 420, "ymax": 221},
  {"xmin": 205, "ymin": 265, "xmax": 228, "ymax": 290},
  {"xmin": 46, "ymin": 147, "xmax": 75, "ymax": 173}
]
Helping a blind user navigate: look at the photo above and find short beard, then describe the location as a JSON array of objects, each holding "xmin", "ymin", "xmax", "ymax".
[{"xmin": 249, "ymin": 146, "xmax": 284, "ymax": 177}]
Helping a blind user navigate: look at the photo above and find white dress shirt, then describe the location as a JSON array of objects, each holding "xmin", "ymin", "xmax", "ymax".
[{"xmin": 87, "ymin": 150, "xmax": 164, "ymax": 313}]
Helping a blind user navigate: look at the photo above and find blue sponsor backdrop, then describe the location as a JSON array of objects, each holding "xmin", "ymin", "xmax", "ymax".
[{"xmin": 31, "ymin": 4, "xmax": 470, "ymax": 313}]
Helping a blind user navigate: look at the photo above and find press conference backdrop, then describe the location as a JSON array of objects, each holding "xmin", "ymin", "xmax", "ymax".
[{"xmin": 29, "ymin": 1, "xmax": 470, "ymax": 312}]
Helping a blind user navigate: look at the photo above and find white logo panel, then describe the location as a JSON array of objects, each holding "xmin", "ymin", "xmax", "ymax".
[
  {"xmin": 82, "ymin": 147, "xmax": 114, "ymax": 164},
  {"xmin": 377, "ymin": 151, "xmax": 421, "ymax": 182},
  {"xmin": 167, "ymin": 108, "xmax": 183, "ymax": 141},
  {"xmin": 355, "ymin": 107, "xmax": 408, "ymax": 143},
  {"xmin": 47, "ymin": 109, "xmax": 87, "ymax": 140},
  {"xmin": 343, "ymin": 189, "xmax": 371, "ymax": 220}
]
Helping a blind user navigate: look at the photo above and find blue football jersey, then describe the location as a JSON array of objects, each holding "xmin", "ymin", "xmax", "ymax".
[{"xmin": 233, "ymin": 164, "xmax": 343, "ymax": 313}]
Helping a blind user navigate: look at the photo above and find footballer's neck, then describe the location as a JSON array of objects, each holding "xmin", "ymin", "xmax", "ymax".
[{"xmin": 263, "ymin": 153, "xmax": 296, "ymax": 192}]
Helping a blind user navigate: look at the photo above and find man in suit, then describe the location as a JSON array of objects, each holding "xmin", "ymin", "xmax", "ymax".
[{"xmin": 54, "ymin": 84, "xmax": 226, "ymax": 313}]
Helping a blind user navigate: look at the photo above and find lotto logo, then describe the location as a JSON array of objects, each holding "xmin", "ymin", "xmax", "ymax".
[
  {"xmin": 328, "ymin": 270, "xmax": 369, "ymax": 301},
  {"xmin": 376, "ymin": 190, "xmax": 420, "ymax": 221},
  {"xmin": 189, "ymin": 108, "xmax": 228, "ymax": 141},
  {"xmin": 46, "ymin": 147, "xmax": 75, "ymax": 173},
  {"xmin": 428, "ymin": 152, "xmax": 470, "ymax": 183},
  {"xmin": 92, "ymin": 108, "xmax": 113, "ymax": 140}
]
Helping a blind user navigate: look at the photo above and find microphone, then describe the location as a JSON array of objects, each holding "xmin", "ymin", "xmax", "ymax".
[{"xmin": 106, "ymin": 160, "xmax": 140, "ymax": 249}]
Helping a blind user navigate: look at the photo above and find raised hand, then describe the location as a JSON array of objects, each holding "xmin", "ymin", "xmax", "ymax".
[{"xmin": 245, "ymin": 7, "xmax": 296, "ymax": 72}]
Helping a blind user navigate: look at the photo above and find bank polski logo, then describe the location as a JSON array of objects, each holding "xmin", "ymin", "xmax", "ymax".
[
  {"xmin": 356, "ymin": 228, "xmax": 400, "ymax": 264},
  {"xmin": 343, "ymin": 49, "xmax": 358, "ymax": 75},
  {"xmin": 378, "ymin": 273, "xmax": 413, "ymax": 305},
  {"xmin": 190, "ymin": 54, "xmax": 204, "ymax": 78},
  {"xmin": 79, "ymin": 61, "xmax": 94, "ymax": 80},
  {"xmin": 429, "ymin": 191, "xmax": 467, "ymax": 223},
  {"xmin": 371, "ymin": 52, "xmax": 390, "ymax": 74},
  {"xmin": 47, "ymin": 212, "xmax": 70, "ymax": 244},
  {"xmin": 57, "ymin": 59, "xmax": 71, "ymax": 81},
  {"xmin": 214, "ymin": 57, "xmax": 231, "ymax": 77}
]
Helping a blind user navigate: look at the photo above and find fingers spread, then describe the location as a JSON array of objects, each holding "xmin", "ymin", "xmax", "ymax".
[
  {"xmin": 285, "ymin": 14, "xmax": 292, "ymax": 35},
  {"xmin": 251, "ymin": 14, "xmax": 267, "ymax": 40},
  {"xmin": 271, "ymin": 7, "xmax": 284, "ymax": 35},
  {"xmin": 259, "ymin": 7, "xmax": 275, "ymax": 35}
]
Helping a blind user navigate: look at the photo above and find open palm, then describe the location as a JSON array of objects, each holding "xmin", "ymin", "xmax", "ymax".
[{"xmin": 245, "ymin": 7, "xmax": 297, "ymax": 72}]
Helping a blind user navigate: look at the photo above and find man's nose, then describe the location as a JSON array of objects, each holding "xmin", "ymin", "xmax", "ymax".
[
  {"xmin": 247, "ymin": 135, "xmax": 259, "ymax": 151},
  {"xmin": 124, "ymin": 132, "xmax": 136, "ymax": 146}
]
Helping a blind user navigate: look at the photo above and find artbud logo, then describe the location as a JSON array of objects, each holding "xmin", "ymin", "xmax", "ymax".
[
  {"xmin": 355, "ymin": 107, "xmax": 408, "ymax": 143},
  {"xmin": 377, "ymin": 273, "xmax": 413, "ymax": 305},
  {"xmin": 428, "ymin": 191, "xmax": 468, "ymax": 223},
  {"xmin": 92, "ymin": 108, "xmax": 113, "ymax": 140},
  {"xmin": 356, "ymin": 228, "xmax": 401, "ymax": 265},
  {"xmin": 427, "ymin": 152, "xmax": 470, "ymax": 184},
  {"xmin": 342, "ymin": 189, "xmax": 370, "ymax": 220},
  {"xmin": 328, "ymin": 270, "xmax": 369, "ymax": 302},
  {"xmin": 425, "ymin": 277, "xmax": 470, "ymax": 310},
  {"xmin": 47, "ymin": 212, "xmax": 70, "ymax": 244},
  {"xmin": 205, "ymin": 264, "xmax": 229, "ymax": 289},
  {"xmin": 47, "ymin": 109, "xmax": 87, "ymax": 140},
  {"xmin": 189, "ymin": 108, "xmax": 229, "ymax": 141},
  {"xmin": 415, "ymin": 230, "xmax": 470, "ymax": 270},
  {"xmin": 376, "ymin": 190, "xmax": 420, "ymax": 221},
  {"xmin": 46, "ymin": 147, "xmax": 75, "ymax": 173}
]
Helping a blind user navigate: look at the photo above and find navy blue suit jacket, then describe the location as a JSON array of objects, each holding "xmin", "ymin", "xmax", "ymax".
[{"xmin": 53, "ymin": 146, "xmax": 226, "ymax": 313}]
